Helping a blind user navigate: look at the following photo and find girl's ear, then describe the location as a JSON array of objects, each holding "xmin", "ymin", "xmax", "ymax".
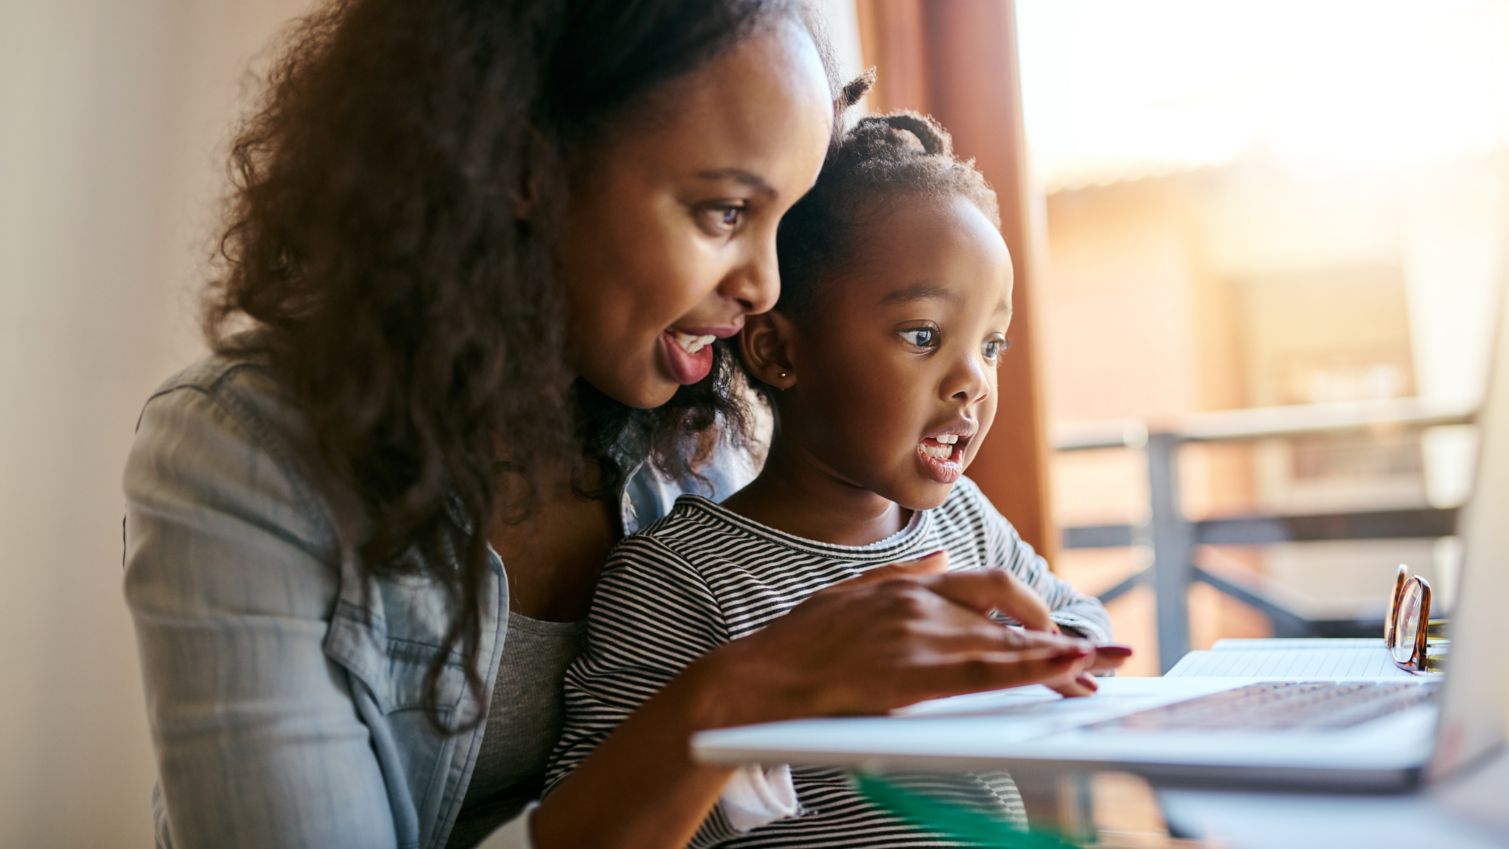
[{"xmin": 739, "ymin": 312, "xmax": 800, "ymax": 390}]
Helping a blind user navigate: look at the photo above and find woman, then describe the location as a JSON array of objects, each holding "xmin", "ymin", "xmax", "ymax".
[{"xmin": 122, "ymin": 2, "xmax": 1114, "ymax": 847}]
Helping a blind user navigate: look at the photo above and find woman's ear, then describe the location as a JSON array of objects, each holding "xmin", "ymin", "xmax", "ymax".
[
  {"xmin": 515, "ymin": 126, "xmax": 552, "ymax": 220},
  {"xmin": 739, "ymin": 312, "xmax": 800, "ymax": 390}
]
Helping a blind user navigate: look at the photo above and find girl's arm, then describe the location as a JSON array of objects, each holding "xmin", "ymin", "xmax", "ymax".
[
  {"xmin": 965, "ymin": 478, "xmax": 1114, "ymax": 644},
  {"xmin": 542, "ymin": 537, "xmax": 747, "ymax": 849},
  {"xmin": 995, "ymin": 521, "xmax": 1113, "ymax": 644}
]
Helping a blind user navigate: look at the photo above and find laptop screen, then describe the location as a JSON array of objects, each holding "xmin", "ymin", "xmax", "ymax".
[{"xmin": 1428, "ymin": 277, "xmax": 1509, "ymax": 780}]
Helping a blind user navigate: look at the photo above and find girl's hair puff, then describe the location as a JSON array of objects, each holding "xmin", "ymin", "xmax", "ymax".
[{"xmin": 774, "ymin": 78, "xmax": 1001, "ymax": 323}]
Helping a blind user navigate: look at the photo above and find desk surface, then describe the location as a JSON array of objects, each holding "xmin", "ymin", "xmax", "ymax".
[
  {"xmin": 1010, "ymin": 758, "xmax": 1509, "ymax": 849},
  {"xmin": 1158, "ymin": 750, "xmax": 1509, "ymax": 849}
]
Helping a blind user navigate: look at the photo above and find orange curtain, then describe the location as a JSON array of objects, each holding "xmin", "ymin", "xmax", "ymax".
[{"xmin": 856, "ymin": 0, "xmax": 1057, "ymax": 560}]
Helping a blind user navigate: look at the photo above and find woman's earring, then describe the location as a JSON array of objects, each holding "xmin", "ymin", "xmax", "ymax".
[{"xmin": 777, "ymin": 371, "xmax": 789, "ymax": 379}]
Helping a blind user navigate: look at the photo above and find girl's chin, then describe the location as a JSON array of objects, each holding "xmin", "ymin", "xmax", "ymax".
[{"xmin": 885, "ymin": 480, "xmax": 956, "ymax": 513}]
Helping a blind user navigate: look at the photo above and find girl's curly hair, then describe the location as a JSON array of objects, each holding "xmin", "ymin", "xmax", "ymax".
[{"xmin": 204, "ymin": 0, "xmax": 835, "ymax": 732}]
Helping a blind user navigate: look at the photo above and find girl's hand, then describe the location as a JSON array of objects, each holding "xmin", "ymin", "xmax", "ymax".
[{"xmin": 690, "ymin": 551, "xmax": 1102, "ymax": 728}]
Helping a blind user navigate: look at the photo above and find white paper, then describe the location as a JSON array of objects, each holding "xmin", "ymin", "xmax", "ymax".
[{"xmin": 1211, "ymin": 638, "xmax": 1380, "ymax": 651}]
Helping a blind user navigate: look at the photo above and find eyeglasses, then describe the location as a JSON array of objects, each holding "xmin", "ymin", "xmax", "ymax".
[{"xmin": 1384, "ymin": 563, "xmax": 1448, "ymax": 674}]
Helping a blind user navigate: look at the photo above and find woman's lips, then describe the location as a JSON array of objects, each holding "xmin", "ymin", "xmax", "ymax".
[{"xmin": 659, "ymin": 330, "xmax": 715, "ymax": 385}]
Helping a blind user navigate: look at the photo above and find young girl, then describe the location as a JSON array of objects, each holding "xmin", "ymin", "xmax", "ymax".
[{"xmin": 547, "ymin": 98, "xmax": 1120, "ymax": 846}]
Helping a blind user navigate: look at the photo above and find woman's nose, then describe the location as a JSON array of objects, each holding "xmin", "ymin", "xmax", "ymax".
[{"xmin": 722, "ymin": 235, "xmax": 780, "ymax": 314}]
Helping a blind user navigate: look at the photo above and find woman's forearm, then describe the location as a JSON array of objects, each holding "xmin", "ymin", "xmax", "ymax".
[{"xmin": 531, "ymin": 656, "xmax": 741, "ymax": 849}]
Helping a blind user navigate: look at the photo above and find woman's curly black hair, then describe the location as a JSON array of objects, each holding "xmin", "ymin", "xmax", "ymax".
[
  {"xmin": 204, "ymin": 0, "xmax": 836, "ymax": 732},
  {"xmin": 771, "ymin": 79, "xmax": 1001, "ymax": 330}
]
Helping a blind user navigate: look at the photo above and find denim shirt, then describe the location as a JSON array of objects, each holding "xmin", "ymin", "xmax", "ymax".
[{"xmin": 122, "ymin": 350, "xmax": 755, "ymax": 849}]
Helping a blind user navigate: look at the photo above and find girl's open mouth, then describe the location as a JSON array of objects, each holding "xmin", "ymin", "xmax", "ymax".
[{"xmin": 917, "ymin": 433, "xmax": 969, "ymax": 483}]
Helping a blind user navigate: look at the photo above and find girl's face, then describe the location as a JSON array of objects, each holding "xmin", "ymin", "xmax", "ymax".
[
  {"xmin": 555, "ymin": 21, "xmax": 833, "ymax": 410},
  {"xmin": 780, "ymin": 194, "xmax": 1014, "ymax": 510}
]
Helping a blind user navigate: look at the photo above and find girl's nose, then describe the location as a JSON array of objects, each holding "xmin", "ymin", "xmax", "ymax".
[{"xmin": 947, "ymin": 352, "xmax": 992, "ymax": 404}]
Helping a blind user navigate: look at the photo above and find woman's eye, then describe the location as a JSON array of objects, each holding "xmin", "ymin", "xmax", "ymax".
[
  {"xmin": 698, "ymin": 203, "xmax": 746, "ymax": 234},
  {"xmin": 900, "ymin": 328, "xmax": 937, "ymax": 349},
  {"xmin": 982, "ymin": 336, "xmax": 1009, "ymax": 361}
]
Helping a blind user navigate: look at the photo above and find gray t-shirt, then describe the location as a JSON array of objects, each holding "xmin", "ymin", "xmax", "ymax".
[{"xmin": 445, "ymin": 612, "xmax": 586, "ymax": 849}]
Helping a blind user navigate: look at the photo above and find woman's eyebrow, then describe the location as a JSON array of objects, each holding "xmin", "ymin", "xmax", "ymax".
[{"xmin": 695, "ymin": 168, "xmax": 775, "ymax": 197}]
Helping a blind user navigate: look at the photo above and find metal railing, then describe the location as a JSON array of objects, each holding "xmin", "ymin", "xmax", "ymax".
[{"xmin": 1052, "ymin": 397, "xmax": 1478, "ymax": 672}]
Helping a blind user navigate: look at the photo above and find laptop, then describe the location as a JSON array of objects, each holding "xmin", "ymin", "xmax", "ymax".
[{"xmin": 692, "ymin": 281, "xmax": 1509, "ymax": 792}]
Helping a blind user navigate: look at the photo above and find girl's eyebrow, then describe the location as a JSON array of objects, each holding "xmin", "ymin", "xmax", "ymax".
[
  {"xmin": 878, "ymin": 282, "xmax": 959, "ymax": 306},
  {"xmin": 695, "ymin": 168, "xmax": 775, "ymax": 198}
]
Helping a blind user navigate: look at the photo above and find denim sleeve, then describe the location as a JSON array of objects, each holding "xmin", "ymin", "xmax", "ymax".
[{"xmin": 123, "ymin": 385, "xmax": 398, "ymax": 849}]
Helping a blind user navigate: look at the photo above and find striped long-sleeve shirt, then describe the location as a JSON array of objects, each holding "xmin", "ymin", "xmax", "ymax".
[{"xmin": 546, "ymin": 476, "xmax": 1112, "ymax": 847}]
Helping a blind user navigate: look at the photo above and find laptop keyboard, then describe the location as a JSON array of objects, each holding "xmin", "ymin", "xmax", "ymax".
[{"xmin": 1088, "ymin": 680, "xmax": 1441, "ymax": 732}]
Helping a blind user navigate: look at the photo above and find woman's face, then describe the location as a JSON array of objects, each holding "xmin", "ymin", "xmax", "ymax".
[{"xmin": 555, "ymin": 21, "xmax": 833, "ymax": 409}]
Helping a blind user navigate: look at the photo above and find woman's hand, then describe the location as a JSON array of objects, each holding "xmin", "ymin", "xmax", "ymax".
[
  {"xmin": 909, "ymin": 557, "xmax": 1131, "ymax": 698},
  {"xmin": 690, "ymin": 551, "xmax": 1114, "ymax": 729},
  {"xmin": 907, "ymin": 550, "xmax": 1132, "ymax": 697}
]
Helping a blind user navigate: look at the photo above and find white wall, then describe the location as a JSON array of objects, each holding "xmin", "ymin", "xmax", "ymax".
[
  {"xmin": 815, "ymin": 0, "xmax": 865, "ymax": 83},
  {"xmin": 0, "ymin": 2, "xmax": 312, "ymax": 844}
]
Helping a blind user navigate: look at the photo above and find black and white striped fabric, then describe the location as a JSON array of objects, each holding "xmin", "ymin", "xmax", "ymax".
[{"xmin": 546, "ymin": 477, "xmax": 1112, "ymax": 847}]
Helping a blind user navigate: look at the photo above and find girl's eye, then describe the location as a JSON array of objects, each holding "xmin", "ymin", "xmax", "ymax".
[
  {"xmin": 900, "ymin": 327, "xmax": 938, "ymax": 349},
  {"xmin": 982, "ymin": 335, "xmax": 1010, "ymax": 361}
]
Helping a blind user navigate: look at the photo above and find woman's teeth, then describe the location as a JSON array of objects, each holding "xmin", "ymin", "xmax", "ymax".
[{"xmin": 672, "ymin": 331, "xmax": 716, "ymax": 355}]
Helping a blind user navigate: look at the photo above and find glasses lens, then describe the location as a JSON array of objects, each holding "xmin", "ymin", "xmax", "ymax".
[
  {"xmin": 1390, "ymin": 578, "xmax": 1425, "ymax": 666},
  {"xmin": 1385, "ymin": 564, "xmax": 1408, "ymax": 646}
]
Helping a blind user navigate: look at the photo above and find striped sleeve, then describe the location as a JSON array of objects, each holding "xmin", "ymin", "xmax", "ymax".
[
  {"xmin": 962, "ymin": 480, "xmax": 1114, "ymax": 644},
  {"xmin": 543, "ymin": 533, "xmax": 750, "ymax": 846}
]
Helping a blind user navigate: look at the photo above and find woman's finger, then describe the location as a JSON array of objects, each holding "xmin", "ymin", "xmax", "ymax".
[
  {"xmin": 910, "ymin": 646, "xmax": 1093, "ymax": 700},
  {"xmin": 1047, "ymin": 673, "xmax": 1101, "ymax": 699},
  {"xmin": 910, "ymin": 621, "xmax": 1090, "ymax": 657},
  {"xmin": 826, "ymin": 550, "xmax": 949, "ymax": 592},
  {"xmin": 1087, "ymin": 643, "xmax": 1133, "ymax": 672},
  {"xmin": 918, "ymin": 568, "xmax": 1055, "ymax": 632}
]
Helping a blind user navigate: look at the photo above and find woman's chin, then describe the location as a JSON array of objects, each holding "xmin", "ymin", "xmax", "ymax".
[
  {"xmin": 594, "ymin": 375, "xmax": 681, "ymax": 411},
  {"xmin": 570, "ymin": 354, "xmax": 678, "ymax": 409}
]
